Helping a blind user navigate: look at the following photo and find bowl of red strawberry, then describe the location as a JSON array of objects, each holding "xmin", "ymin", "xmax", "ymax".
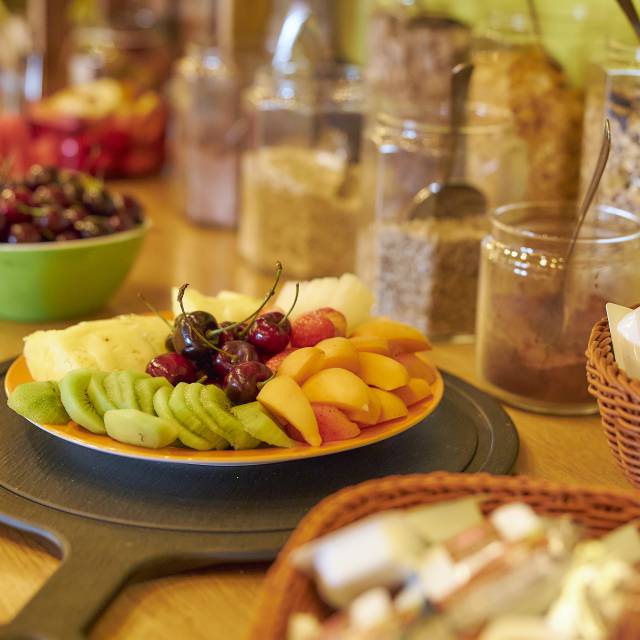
[{"xmin": 0, "ymin": 165, "xmax": 148, "ymax": 321}]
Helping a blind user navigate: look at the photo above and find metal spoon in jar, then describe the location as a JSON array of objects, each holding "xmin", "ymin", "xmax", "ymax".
[
  {"xmin": 404, "ymin": 63, "xmax": 487, "ymax": 222},
  {"xmin": 560, "ymin": 119, "xmax": 611, "ymax": 328},
  {"xmin": 526, "ymin": 0, "xmax": 563, "ymax": 72},
  {"xmin": 615, "ymin": 0, "xmax": 640, "ymax": 44}
]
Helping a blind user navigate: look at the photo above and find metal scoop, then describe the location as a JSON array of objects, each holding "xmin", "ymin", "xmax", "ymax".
[{"xmin": 404, "ymin": 63, "xmax": 487, "ymax": 221}]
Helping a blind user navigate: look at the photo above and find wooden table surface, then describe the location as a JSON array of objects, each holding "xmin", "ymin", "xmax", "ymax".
[{"xmin": 0, "ymin": 178, "xmax": 632, "ymax": 639}]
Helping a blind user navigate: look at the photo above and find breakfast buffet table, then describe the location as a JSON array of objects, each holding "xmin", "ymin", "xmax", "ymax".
[{"xmin": 0, "ymin": 178, "xmax": 631, "ymax": 640}]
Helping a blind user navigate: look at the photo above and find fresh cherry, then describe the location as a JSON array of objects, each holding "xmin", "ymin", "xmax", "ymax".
[
  {"xmin": 146, "ymin": 352, "xmax": 199, "ymax": 385},
  {"xmin": 173, "ymin": 311, "xmax": 219, "ymax": 366},
  {"xmin": 7, "ymin": 222, "xmax": 42, "ymax": 243},
  {"xmin": 224, "ymin": 361, "xmax": 272, "ymax": 404},
  {"xmin": 217, "ymin": 321, "xmax": 238, "ymax": 347},
  {"xmin": 247, "ymin": 314, "xmax": 291, "ymax": 355},
  {"xmin": 212, "ymin": 340, "xmax": 259, "ymax": 380},
  {"xmin": 35, "ymin": 205, "xmax": 71, "ymax": 234}
]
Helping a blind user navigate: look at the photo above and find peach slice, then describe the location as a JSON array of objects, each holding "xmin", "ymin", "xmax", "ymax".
[
  {"xmin": 358, "ymin": 352, "xmax": 410, "ymax": 391},
  {"xmin": 311, "ymin": 404, "xmax": 361, "ymax": 441},
  {"xmin": 371, "ymin": 388, "xmax": 409, "ymax": 422},
  {"xmin": 302, "ymin": 368, "xmax": 370, "ymax": 413},
  {"xmin": 315, "ymin": 337, "xmax": 360, "ymax": 373},
  {"xmin": 349, "ymin": 336, "xmax": 392, "ymax": 356},
  {"xmin": 257, "ymin": 376, "xmax": 321, "ymax": 446},
  {"xmin": 393, "ymin": 378, "xmax": 433, "ymax": 406},
  {"xmin": 394, "ymin": 352, "xmax": 438, "ymax": 385},
  {"xmin": 346, "ymin": 387, "xmax": 382, "ymax": 426},
  {"xmin": 351, "ymin": 319, "xmax": 431, "ymax": 353},
  {"xmin": 277, "ymin": 347, "xmax": 325, "ymax": 383}
]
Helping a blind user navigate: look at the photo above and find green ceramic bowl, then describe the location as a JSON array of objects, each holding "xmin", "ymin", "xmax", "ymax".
[{"xmin": 0, "ymin": 221, "xmax": 148, "ymax": 322}]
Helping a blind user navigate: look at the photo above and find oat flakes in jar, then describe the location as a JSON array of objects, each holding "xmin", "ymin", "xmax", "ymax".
[
  {"xmin": 470, "ymin": 6, "xmax": 598, "ymax": 201},
  {"xmin": 357, "ymin": 106, "xmax": 527, "ymax": 340},
  {"xmin": 581, "ymin": 40, "xmax": 640, "ymax": 213},
  {"xmin": 366, "ymin": 0, "xmax": 472, "ymax": 109},
  {"xmin": 238, "ymin": 64, "xmax": 363, "ymax": 280}
]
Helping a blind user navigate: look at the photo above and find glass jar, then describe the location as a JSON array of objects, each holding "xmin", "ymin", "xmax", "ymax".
[
  {"xmin": 366, "ymin": 0, "xmax": 472, "ymax": 110},
  {"xmin": 238, "ymin": 64, "xmax": 364, "ymax": 279},
  {"xmin": 171, "ymin": 46, "xmax": 242, "ymax": 228},
  {"xmin": 581, "ymin": 40, "xmax": 640, "ymax": 214},
  {"xmin": 68, "ymin": 24, "xmax": 173, "ymax": 91},
  {"xmin": 357, "ymin": 105, "xmax": 527, "ymax": 340},
  {"xmin": 477, "ymin": 202, "xmax": 640, "ymax": 415},
  {"xmin": 471, "ymin": 6, "xmax": 600, "ymax": 201}
]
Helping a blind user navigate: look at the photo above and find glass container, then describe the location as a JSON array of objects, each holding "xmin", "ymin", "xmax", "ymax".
[
  {"xmin": 357, "ymin": 105, "xmax": 527, "ymax": 340},
  {"xmin": 171, "ymin": 46, "xmax": 242, "ymax": 228},
  {"xmin": 68, "ymin": 24, "xmax": 173, "ymax": 91},
  {"xmin": 476, "ymin": 202, "xmax": 640, "ymax": 415},
  {"xmin": 581, "ymin": 40, "xmax": 640, "ymax": 214},
  {"xmin": 470, "ymin": 6, "xmax": 600, "ymax": 201},
  {"xmin": 366, "ymin": 0, "xmax": 472, "ymax": 111},
  {"xmin": 238, "ymin": 63, "xmax": 364, "ymax": 279}
]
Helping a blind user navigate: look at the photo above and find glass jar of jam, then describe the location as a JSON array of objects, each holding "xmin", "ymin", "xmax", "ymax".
[{"xmin": 476, "ymin": 202, "xmax": 640, "ymax": 414}]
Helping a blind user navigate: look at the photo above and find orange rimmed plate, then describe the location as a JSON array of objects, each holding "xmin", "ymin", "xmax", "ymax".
[{"xmin": 5, "ymin": 355, "xmax": 444, "ymax": 466}]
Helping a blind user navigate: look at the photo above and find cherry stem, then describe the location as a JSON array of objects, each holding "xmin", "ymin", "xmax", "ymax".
[
  {"xmin": 256, "ymin": 374, "xmax": 274, "ymax": 390},
  {"xmin": 137, "ymin": 292, "xmax": 173, "ymax": 330},
  {"xmin": 176, "ymin": 284, "xmax": 226, "ymax": 355},
  {"xmin": 207, "ymin": 262, "xmax": 284, "ymax": 338},
  {"xmin": 197, "ymin": 375, "xmax": 209, "ymax": 384},
  {"xmin": 279, "ymin": 282, "xmax": 299, "ymax": 326}
]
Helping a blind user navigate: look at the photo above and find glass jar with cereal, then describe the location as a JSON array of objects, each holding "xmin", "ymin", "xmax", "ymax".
[
  {"xmin": 239, "ymin": 63, "xmax": 363, "ymax": 279},
  {"xmin": 581, "ymin": 40, "xmax": 640, "ymax": 213},
  {"xmin": 357, "ymin": 105, "xmax": 526, "ymax": 340}
]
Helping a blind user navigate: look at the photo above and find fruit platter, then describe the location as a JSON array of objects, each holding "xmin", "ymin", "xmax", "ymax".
[{"xmin": 5, "ymin": 269, "xmax": 443, "ymax": 465}]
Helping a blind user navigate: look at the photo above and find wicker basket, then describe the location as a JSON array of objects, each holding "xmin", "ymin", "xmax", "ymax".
[
  {"xmin": 251, "ymin": 472, "xmax": 640, "ymax": 639},
  {"xmin": 586, "ymin": 316, "xmax": 640, "ymax": 489}
]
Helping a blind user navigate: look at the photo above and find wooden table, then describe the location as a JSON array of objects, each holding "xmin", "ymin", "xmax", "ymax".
[{"xmin": 0, "ymin": 178, "xmax": 631, "ymax": 639}]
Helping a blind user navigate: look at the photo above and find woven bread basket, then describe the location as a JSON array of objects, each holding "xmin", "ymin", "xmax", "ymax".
[
  {"xmin": 586, "ymin": 316, "xmax": 640, "ymax": 489},
  {"xmin": 251, "ymin": 472, "xmax": 640, "ymax": 639}
]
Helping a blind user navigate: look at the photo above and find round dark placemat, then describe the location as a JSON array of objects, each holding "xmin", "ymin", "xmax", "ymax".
[{"xmin": 0, "ymin": 359, "xmax": 518, "ymax": 640}]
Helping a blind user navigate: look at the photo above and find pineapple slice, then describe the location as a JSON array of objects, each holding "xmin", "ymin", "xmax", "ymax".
[{"xmin": 171, "ymin": 287, "xmax": 261, "ymax": 323}]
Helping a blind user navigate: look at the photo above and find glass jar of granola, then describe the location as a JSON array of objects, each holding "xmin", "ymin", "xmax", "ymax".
[
  {"xmin": 366, "ymin": 0, "xmax": 472, "ymax": 110},
  {"xmin": 470, "ymin": 6, "xmax": 599, "ymax": 201},
  {"xmin": 477, "ymin": 202, "xmax": 640, "ymax": 415},
  {"xmin": 238, "ymin": 64, "xmax": 363, "ymax": 279},
  {"xmin": 581, "ymin": 40, "xmax": 640, "ymax": 213},
  {"xmin": 357, "ymin": 105, "xmax": 527, "ymax": 340}
]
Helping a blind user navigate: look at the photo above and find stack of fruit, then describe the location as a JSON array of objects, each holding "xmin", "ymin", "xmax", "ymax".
[
  {"xmin": 0, "ymin": 165, "xmax": 144, "ymax": 244},
  {"xmin": 9, "ymin": 272, "xmax": 438, "ymax": 451}
]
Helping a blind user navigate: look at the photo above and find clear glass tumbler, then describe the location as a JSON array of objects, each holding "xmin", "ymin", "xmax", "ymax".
[{"xmin": 476, "ymin": 202, "xmax": 640, "ymax": 414}]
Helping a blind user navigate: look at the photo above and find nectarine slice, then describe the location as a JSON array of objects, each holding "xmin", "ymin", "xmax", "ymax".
[
  {"xmin": 351, "ymin": 319, "xmax": 431, "ymax": 353},
  {"xmin": 349, "ymin": 336, "xmax": 392, "ymax": 356},
  {"xmin": 302, "ymin": 368, "xmax": 370, "ymax": 413},
  {"xmin": 394, "ymin": 352, "xmax": 438, "ymax": 384},
  {"xmin": 257, "ymin": 376, "xmax": 321, "ymax": 446},
  {"xmin": 371, "ymin": 388, "xmax": 409, "ymax": 422},
  {"xmin": 277, "ymin": 347, "xmax": 325, "ymax": 383},
  {"xmin": 393, "ymin": 378, "xmax": 433, "ymax": 406},
  {"xmin": 311, "ymin": 404, "xmax": 360, "ymax": 441},
  {"xmin": 358, "ymin": 352, "xmax": 410, "ymax": 391},
  {"xmin": 346, "ymin": 387, "xmax": 382, "ymax": 426},
  {"xmin": 315, "ymin": 337, "xmax": 360, "ymax": 373}
]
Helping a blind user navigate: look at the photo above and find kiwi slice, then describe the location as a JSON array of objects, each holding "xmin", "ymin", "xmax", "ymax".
[
  {"xmin": 8, "ymin": 380, "xmax": 70, "ymax": 425},
  {"xmin": 231, "ymin": 402, "xmax": 294, "ymax": 448},
  {"xmin": 103, "ymin": 371, "xmax": 146, "ymax": 410},
  {"xmin": 200, "ymin": 387, "xmax": 260, "ymax": 450},
  {"xmin": 153, "ymin": 386, "xmax": 212, "ymax": 451},
  {"xmin": 169, "ymin": 383, "xmax": 229, "ymax": 450},
  {"xmin": 104, "ymin": 409, "xmax": 178, "ymax": 449},
  {"xmin": 135, "ymin": 377, "xmax": 171, "ymax": 415},
  {"xmin": 59, "ymin": 369, "xmax": 106, "ymax": 434},
  {"xmin": 87, "ymin": 373, "xmax": 116, "ymax": 418}
]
